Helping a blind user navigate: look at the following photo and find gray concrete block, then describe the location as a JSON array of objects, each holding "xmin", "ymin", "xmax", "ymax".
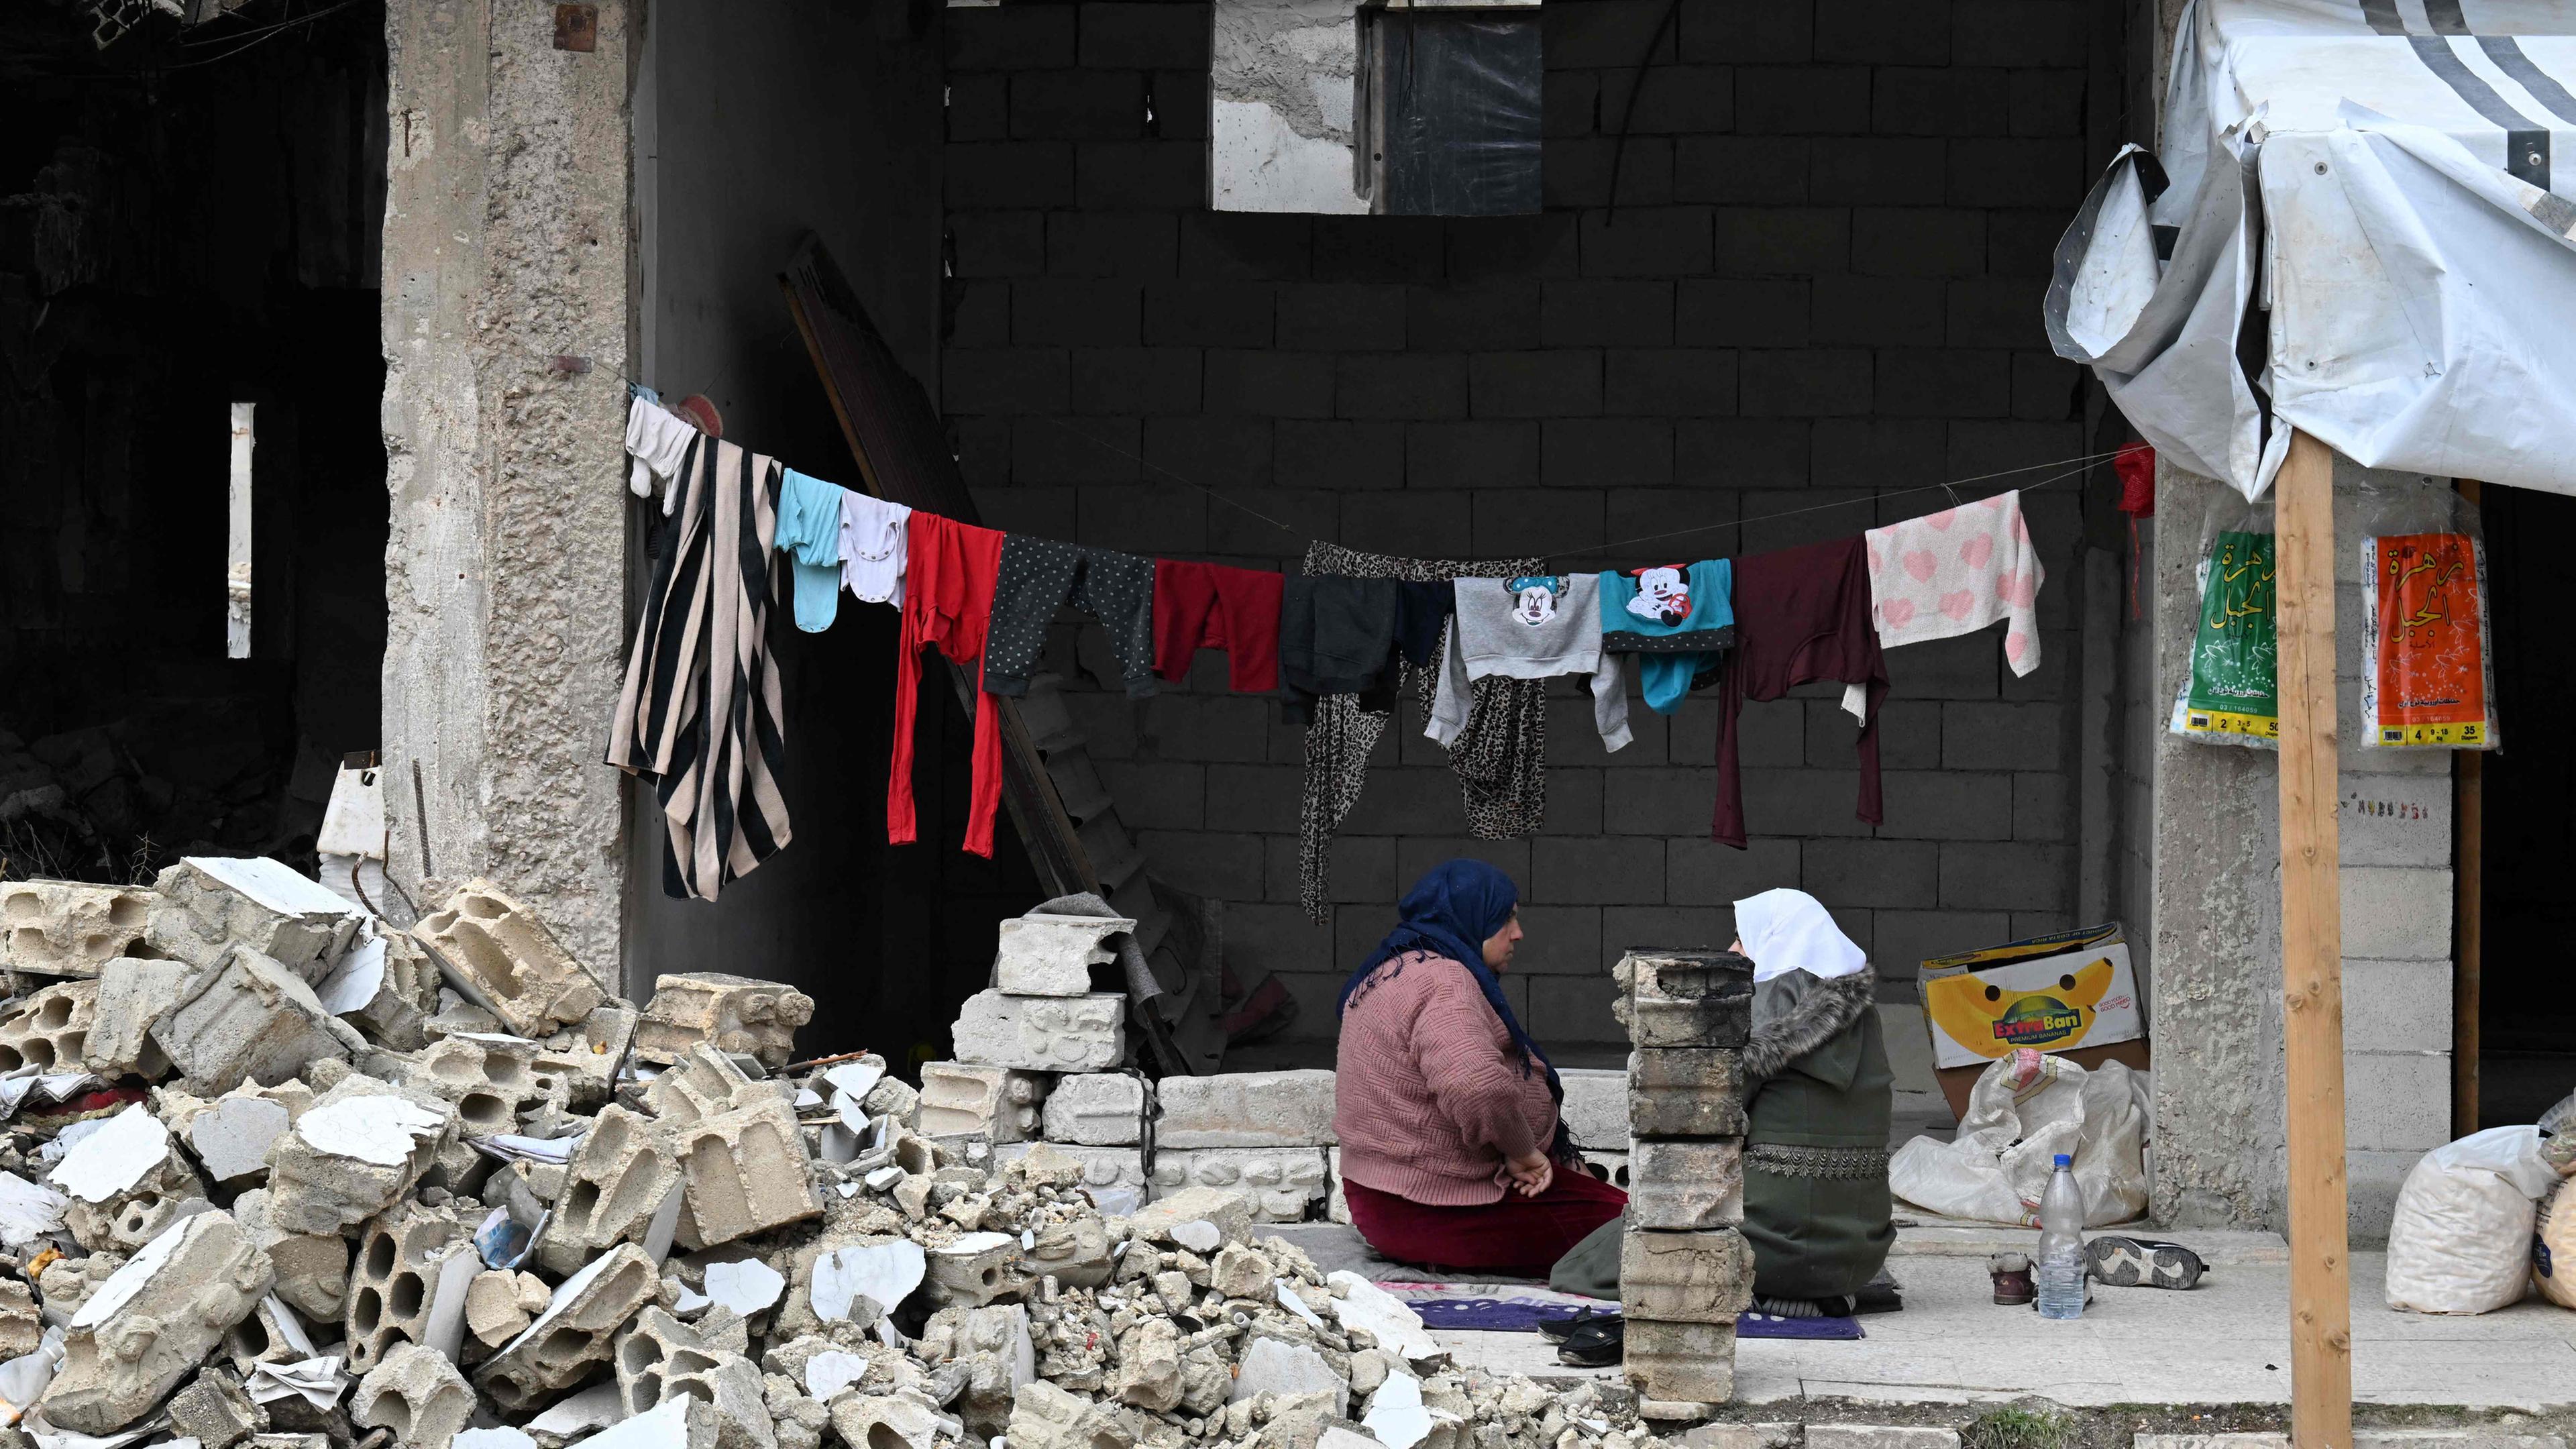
[
  {"xmin": 2337, "ymin": 773, "xmax": 2451, "ymax": 867},
  {"xmin": 2340, "ymin": 867, "xmax": 2453, "ymax": 961},
  {"xmin": 1666, "ymin": 839, "xmax": 1801, "ymax": 906},
  {"xmin": 1605, "ymin": 348, "xmax": 1740, "ymax": 417},
  {"xmin": 1619, "ymin": 1226, "xmax": 1754, "ymax": 1322},
  {"xmin": 1081, "ymin": 1, "xmax": 1208, "ymax": 68},
  {"xmin": 1871, "ymin": 68, "xmax": 2008, "ymax": 136},
  {"xmin": 1529, "ymin": 973, "xmax": 1627, "ymax": 1046},
  {"xmin": 1939, "ymin": 701, "xmax": 2067, "ymax": 771},
  {"xmin": 1807, "ymin": 1429, "xmax": 1960, "ymax": 1449},
  {"xmin": 0, "ymin": 879, "xmax": 153, "ymax": 979},
  {"xmin": 1544, "ymin": 280, "xmax": 1675, "ymax": 347},
  {"xmin": 40, "ymin": 1209, "xmax": 273, "ymax": 1434},
  {"xmin": 1469, "ymin": 350, "xmax": 1603, "ymax": 419},
  {"xmin": 1623, "ymin": 1319, "xmax": 1739, "ymax": 1418},
  {"xmin": 1869, "ymin": 910, "xmax": 2012, "ymax": 980},
  {"xmin": 1733, "ymin": 65, "xmax": 1870, "ymax": 133},
  {"xmin": 1040, "ymin": 1072, "xmax": 1146, "ymax": 1144},
  {"xmin": 1559, "ymin": 1067, "xmax": 1629, "ymax": 1150},
  {"xmin": 1142, "ymin": 281, "xmax": 1275, "ymax": 347},
  {"xmin": 2343, "ymin": 959, "xmax": 2452, "ymax": 1055},
  {"xmin": 1851, "ymin": 206, "xmax": 1988, "ymax": 278},
  {"xmin": 1615, "ymin": 951, "xmax": 1753, "ymax": 1049},
  {"xmin": 152, "ymin": 943, "xmax": 358, "ymax": 1095},
  {"xmin": 1629, "ymin": 1138, "xmax": 1744, "ymax": 1230},
  {"xmin": 947, "ymin": 5, "xmax": 1075, "ymax": 67},
  {"xmin": 2344, "ymin": 1051, "xmax": 2451, "ymax": 1152},
  {"xmin": 920, "ymin": 1061, "xmax": 1053, "ymax": 1142},
  {"xmin": 1157, "ymin": 1069, "xmax": 1336, "ymax": 1148},
  {"xmin": 473, "ymin": 1244, "xmax": 661, "ymax": 1415},
  {"xmin": 1534, "ymin": 837, "xmax": 1668, "ymax": 906},
  {"xmin": 1877, "ymin": 769, "xmax": 2017, "ymax": 841},
  {"xmin": 953, "ymin": 989, "xmax": 1126, "ymax": 1071},
  {"xmin": 1801, "ymin": 839, "xmax": 1939, "ymax": 908},
  {"xmin": 1629, "ymin": 1048, "xmax": 1746, "ymax": 1136},
  {"xmin": 1739, "ymin": 349, "xmax": 1872, "ymax": 417},
  {"xmin": 1148, "ymin": 1147, "xmax": 1330, "ymax": 1223},
  {"xmin": 1578, "ymin": 207, "xmax": 1714, "ymax": 277}
]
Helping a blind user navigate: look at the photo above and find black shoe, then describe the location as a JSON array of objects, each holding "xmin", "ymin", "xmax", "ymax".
[
  {"xmin": 1556, "ymin": 1317, "xmax": 1623, "ymax": 1367},
  {"xmin": 1536, "ymin": 1307, "xmax": 1613, "ymax": 1344},
  {"xmin": 2086, "ymin": 1235, "xmax": 2206, "ymax": 1290}
]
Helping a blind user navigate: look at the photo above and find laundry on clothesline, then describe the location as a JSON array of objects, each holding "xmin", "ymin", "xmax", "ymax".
[{"xmin": 610, "ymin": 395, "xmax": 2061, "ymax": 889}]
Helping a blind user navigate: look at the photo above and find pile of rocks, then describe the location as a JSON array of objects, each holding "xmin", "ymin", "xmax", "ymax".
[
  {"xmin": 0, "ymin": 859, "xmax": 1678, "ymax": 1449},
  {"xmin": 1611, "ymin": 951, "xmax": 1755, "ymax": 1417}
]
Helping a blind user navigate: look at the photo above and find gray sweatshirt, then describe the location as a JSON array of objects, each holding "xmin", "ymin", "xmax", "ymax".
[{"xmin": 1427, "ymin": 573, "xmax": 1631, "ymax": 751}]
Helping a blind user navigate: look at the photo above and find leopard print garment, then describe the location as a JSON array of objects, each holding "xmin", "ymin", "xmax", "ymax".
[{"xmin": 1297, "ymin": 542, "xmax": 1548, "ymax": 922}]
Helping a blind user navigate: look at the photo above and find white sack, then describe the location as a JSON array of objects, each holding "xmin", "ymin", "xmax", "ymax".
[
  {"xmin": 2383, "ymin": 1124, "xmax": 2559, "ymax": 1315},
  {"xmin": 1888, "ymin": 1053, "xmax": 2148, "ymax": 1228}
]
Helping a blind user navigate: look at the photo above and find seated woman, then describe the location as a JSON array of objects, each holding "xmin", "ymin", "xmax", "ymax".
[
  {"xmin": 1732, "ymin": 888, "xmax": 1898, "ymax": 1317},
  {"xmin": 1332, "ymin": 859, "xmax": 1625, "ymax": 1279}
]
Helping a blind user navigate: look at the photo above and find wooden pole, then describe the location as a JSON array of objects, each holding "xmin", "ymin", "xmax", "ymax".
[
  {"xmin": 2275, "ymin": 429, "xmax": 2353, "ymax": 1448},
  {"xmin": 2451, "ymin": 478, "xmax": 2483, "ymax": 1139}
]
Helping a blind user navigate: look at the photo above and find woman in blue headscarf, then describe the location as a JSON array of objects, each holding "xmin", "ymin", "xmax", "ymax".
[{"xmin": 1330, "ymin": 859, "xmax": 1627, "ymax": 1277}]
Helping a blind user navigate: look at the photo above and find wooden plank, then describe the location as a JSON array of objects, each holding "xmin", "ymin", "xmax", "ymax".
[
  {"xmin": 2273, "ymin": 429, "xmax": 2353, "ymax": 1449},
  {"xmin": 2451, "ymin": 479, "xmax": 2482, "ymax": 1138}
]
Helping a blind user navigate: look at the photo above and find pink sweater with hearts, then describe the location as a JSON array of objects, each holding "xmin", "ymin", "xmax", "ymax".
[{"xmin": 1864, "ymin": 489, "xmax": 2045, "ymax": 674}]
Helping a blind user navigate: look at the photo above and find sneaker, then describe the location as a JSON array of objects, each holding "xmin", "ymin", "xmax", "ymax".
[
  {"xmin": 1555, "ymin": 1317, "xmax": 1623, "ymax": 1367},
  {"xmin": 2086, "ymin": 1234, "xmax": 2206, "ymax": 1290}
]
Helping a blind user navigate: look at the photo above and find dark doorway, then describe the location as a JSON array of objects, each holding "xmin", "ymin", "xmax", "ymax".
[{"xmin": 2474, "ymin": 482, "xmax": 2576, "ymax": 1127}]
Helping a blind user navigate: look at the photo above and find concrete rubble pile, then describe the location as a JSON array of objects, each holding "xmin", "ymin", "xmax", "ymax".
[
  {"xmin": 0, "ymin": 862, "xmax": 1680, "ymax": 1449},
  {"xmin": 1609, "ymin": 951, "xmax": 1754, "ymax": 1418}
]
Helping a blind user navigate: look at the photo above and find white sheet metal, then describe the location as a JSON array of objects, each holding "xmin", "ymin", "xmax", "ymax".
[{"xmin": 2048, "ymin": 0, "xmax": 2576, "ymax": 498}]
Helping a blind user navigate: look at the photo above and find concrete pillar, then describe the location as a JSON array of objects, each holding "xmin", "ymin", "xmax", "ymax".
[{"xmin": 380, "ymin": 0, "xmax": 632, "ymax": 971}]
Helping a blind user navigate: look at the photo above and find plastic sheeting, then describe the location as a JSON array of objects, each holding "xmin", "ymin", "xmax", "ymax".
[
  {"xmin": 1371, "ymin": 11, "xmax": 1540, "ymax": 217},
  {"xmin": 2047, "ymin": 0, "xmax": 2576, "ymax": 500}
]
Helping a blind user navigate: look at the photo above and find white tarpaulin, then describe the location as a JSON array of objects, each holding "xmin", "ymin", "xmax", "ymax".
[{"xmin": 2049, "ymin": 0, "xmax": 2576, "ymax": 499}]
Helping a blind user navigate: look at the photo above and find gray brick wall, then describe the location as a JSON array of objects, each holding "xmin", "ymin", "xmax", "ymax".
[{"xmin": 943, "ymin": 0, "xmax": 2102, "ymax": 1050}]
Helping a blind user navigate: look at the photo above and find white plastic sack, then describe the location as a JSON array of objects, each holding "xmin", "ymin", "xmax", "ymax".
[
  {"xmin": 1888, "ymin": 1050, "xmax": 2149, "ymax": 1228},
  {"xmin": 2384, "ymin": 1125, "xmax": 2559, "ymax": 1315}
]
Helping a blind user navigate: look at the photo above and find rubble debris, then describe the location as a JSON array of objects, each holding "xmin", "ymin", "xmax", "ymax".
[
  {"xmin": 412, "ymin": 880, "xmax": 604, "ymax": 1038},
  {"xmin": 635, "ymin": 972, "xmax": 814, "ymax": 1070},
  {"xmin": 0, "ymin": 862, "xmax": 1666, "ymax": 1448},
  {"xmin": 0, "ymin": 879, "xmax": 155, "ymax": 979}
]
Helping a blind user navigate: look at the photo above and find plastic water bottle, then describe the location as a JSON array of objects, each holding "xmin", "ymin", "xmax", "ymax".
[{"xmin": 2034, "ymin": 1152, "xmax": 2088, "ymax": 1320}]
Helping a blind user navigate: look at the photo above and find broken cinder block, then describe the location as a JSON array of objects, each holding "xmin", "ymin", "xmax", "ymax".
[
  {"xmin": 918, "ymin": 1061, "xmax": 1051, "ymax": 1142},
  {"xmin": 1154, "ymin": 1070, "xmax": 1336, "ymax": 1149},
  {"xmin": 233, "ymin": 1186, "xmax": 350, "ymax": 1322},
  {"xmin": 1038, "ymin": 1073, "xmax": 1144, "ymax": 1146},
  {"xmin": 0, "ymin": 879, "xmax": 154, "ymax": 979},
  {"xmin": 474, "ymin": 1243, "xmax": 660, "ymax": 1413},
  {"xmin": 354, "ymin": 1340, "xmax": 476, "ymax": 1449},
  {"xmin": 264, "ymin": 1077, "xmax": 455, "ymax": 1236},
  {"xmin": 87, "ymin": 956, "xmax": 188, "ymax": 1079},
  {"xmin": 1618, "ymin": 1228, "xmax": 1754, "ymax": 1324},
  {"xmin": 991, "ymin": 912, "xmax": 1134, "ymax": 996},
  {"xmin": 1557, "ymin": 1067, "xmax": 1629, "ymax": 1151},
  {"xmin": 1620, "ymin": 1318, "xmax": 1735, "ymax": 1405},
  {"xmin": 40, "ymin": 1208, "xmax": 275, "ymax": 1435},
  {"xmin": 412, "ymin": 880, "xmax": 604, "ymax": 1038},
  {"xmin": 1611, "ymin": 950, "xmax": 1754, "ymax": 1051},
  {"xmin": 0, "ymin": 979, "xmax": 119, "ymax": 1077},
  {"xmin": 150, "ymin": 942, "xmax": 362, "ymax": 1094},
  {"xmin": 614, "ymin": 1307, "xmax": 774, "ymax": 1449},
  {"xmin": 537, "ymin": 1103, "xmax": 681, "ymax": 1275},
  {"xmin": 166, "ymin": 1366, "xmax": 268, "ymax": 1449},
  {"xmin": 1627, "ymin": 1138, "xmax": 1743, "ymax": 1230},
  {"xmin": 669, "ymin": 1090, "xmax": 822, "ymax": 1249},
  {"xmin": 635, "ymin": 971, "xmax": 814, "ymax": 1070},
  {"xmin": 345, "ymin": 1199, "xmax": 472, "ymax": 1375},
  {"xmin": 1626, "ymin": 1049, "xmax": 1746, "ymax": 1138},
  {"xmin": 951, "ymin": 989, "xmax": 1124, "ymax": 1072},
  {"xmin": 148, "ymin": 856, "xmax": 362, "ymax": 983},
  {"xmin": 1148, "ymin": 1148, "xmax": 1329, "ymax": 1224}
]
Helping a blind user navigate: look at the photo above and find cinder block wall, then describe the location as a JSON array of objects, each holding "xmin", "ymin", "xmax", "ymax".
[{"xmin": 940, "ymin": 0, "xmax": 2104, "ymax": 1051}]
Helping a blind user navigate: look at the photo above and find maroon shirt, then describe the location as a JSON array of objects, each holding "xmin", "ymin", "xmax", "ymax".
[{"xmin": 1713, "ymin": 535, "xmax": 1889, "ymax": 847}]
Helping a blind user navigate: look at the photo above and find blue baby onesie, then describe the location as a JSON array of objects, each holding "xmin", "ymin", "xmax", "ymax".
[{"xmin": 776, "ymin": 468, "xmax": 847, "ymax": 633}]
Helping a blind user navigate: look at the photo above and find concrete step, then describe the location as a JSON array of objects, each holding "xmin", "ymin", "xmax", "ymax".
[
  {"xmin": 2137, "ymin": 1434, "xmax": 2567, "ymax": 1449},
  {"xmin": 1891, "ymin": 1219, "xmax": 2289, "ymax": 1265}
]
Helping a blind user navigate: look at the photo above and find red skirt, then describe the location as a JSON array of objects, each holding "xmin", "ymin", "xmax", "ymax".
[{"xmin": 1343, "ymin": 1169, "xmax": 1627, "ymax": 1279}]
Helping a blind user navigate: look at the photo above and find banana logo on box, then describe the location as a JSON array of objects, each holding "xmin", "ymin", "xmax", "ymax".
[{"xmin": 1923, "ymin": 957, "xmax": 2118, "ymax": 1059}]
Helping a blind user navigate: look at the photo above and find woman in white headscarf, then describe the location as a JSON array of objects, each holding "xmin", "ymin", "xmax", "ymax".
[{"xmin": 1730, "ymin": 888, "xmax": 1896, "ymax": 1317}]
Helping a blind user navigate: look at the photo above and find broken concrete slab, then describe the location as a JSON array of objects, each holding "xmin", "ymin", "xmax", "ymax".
[
  {"xmin": 1618, "ymin": 1228, "xmax": 1754, "ymax": 1324},
  {"xmin": 1155, "ymin": 1069, "xmax": 1337, "ymax": 1149},
  {"xmin": 190, "ymin": 1091, "xmax": 297, "ymax": 1186},
  {"xmin": 264, "ymin": 1077, "xmax": 453, "ymax": 1235},
  {"xmin": 1558, "ymin": 1067, "xmax": 1628, "ymax": 1151},
  {"xmin": 837, "ymin": 1392, "xmax": 954, "ymax": 1449},
  {"xmin": 474, "ymin": 1243, "xmax": 660, "ymax": 1414},
  {"xmin": 539, "ymin": 1103, "xmax": 680, "ymax": 1275},
  {"xmin": 924, "ymin": 1230, "xmax": 1022, "ymax": 1307},
  {"xmin": 1627, "ymin": 1138, "xmax": 1744, "ymax": 1231},
  {"xmin": 87, "ymin": 955, "xmax": 189, "ymax": 1078},
  {"xmin": 1010, "ymin": 1379, "xmax": 1134, "ymax": 1449},
  {"xmin": 148, "ymin": 857, "xmax": 364, "ymax": 982},
  {"xmin": 576, "ymin": 1393, "xmax": 722, "ymax": 1449},
  {"xmin": 1038, "ymin": 1072, "xmax": 1145, "ymax": 1145},
  {"xmin": 354, "ymin": 1340, "xmax": 475, "ymax": 1448},
  {"xmin": 1611, "ymin": 951, "xmax": 1754, "ymax": 1051},
  {"xmin": 1620, "ymin": 1318, "xmax": 1735, "ymax": 1407},
  {"xmin": 991, "ymin": 912, "xmax": 1134, "ymax": 997},
  {"xmin": 535, "ymin": 1001, "xmax": 637, "ymax": 1111},
  {"xmin": 232, "ymin": 1185, "xmax": 350, "ymax": 1322},
  {"xmin": 1126, "ymin": 1185, "xmax": 1257, "ymax": 1246},
  {"xmin": 52, "ymin": 1101, "xmax": 213, "ymax": 1254},
  {"xmin": 918, "ymin": 1061, "xmax": 1050, "ymax": 1142},
  {"xmin": 635, "ymin": 971, "xmax": 814, "ymax": 1070},
  {"xmin": 1627, "ymin": 1049, "xmax": 1746, "ymax": 1139},
  {"xmin": 642, "ymin": 1042, "xmax": 774, "ymax": 1127},
  {"xmin": 0, "ymin": 1278, "xmax": 36, "ymax": 1358},
  {"xmin": 413, "ymin": 880, "xmax": 604, "ymax": 1038},
  {"xmin": 950, "ymin": 989, "xmax": 1124, "ymax": 1072},
  {"xmin": 42, "ymin": 1208, "xmax": 274, "ymax": 1434},
  {"xmin": 1229, "ymin": 1336, "xmax": 1349, "ymax": 1415},
  {"xmin": 1148, "ymin": 1148, "xmax": 1330, "ymax": 1222},
  {"xmin": 319, "ymin": 928, "xmax": 441, "ymax": 1053},
  {"xmin": 151, "ymin": 942, "xmax": 362, "ymax": 1094},
  {"xmin": 0, "ymin": 879, "xmax": 155, "ymax": 979},
  {"xmin": 168, "ymin": 1364, "xmax": 270, "ymax": 1449}
]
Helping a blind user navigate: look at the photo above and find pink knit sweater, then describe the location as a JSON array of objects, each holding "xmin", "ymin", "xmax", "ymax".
[{"xmin": 1332, "ymin": 951, "xmax": 1561, "ymax": 1206}]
